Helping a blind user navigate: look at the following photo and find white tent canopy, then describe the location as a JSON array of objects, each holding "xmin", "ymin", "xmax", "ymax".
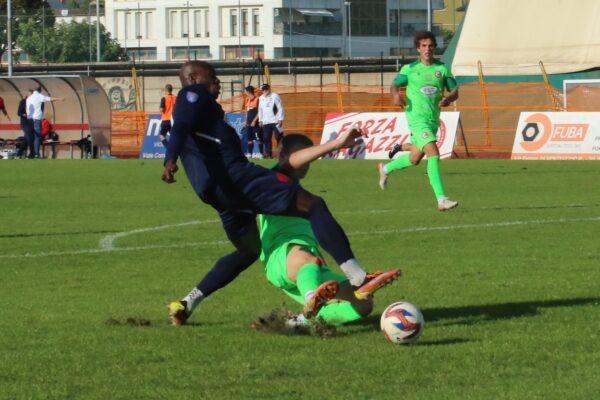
[{"xmin": 452, "ymin": 0, "xmax": 600, "ymax": 76}]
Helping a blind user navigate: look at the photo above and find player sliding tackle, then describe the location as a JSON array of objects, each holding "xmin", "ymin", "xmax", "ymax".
[
  {"xmin": 162, "ymin": 61, "xmax": 400, "ymax": 326},
  {"xmin": 379, "ymin": 30, "xmax": 459, "ymax": 211},
  {"xmin": 258, "ymin": 129, "xmax": 397, "ymax": 326}
]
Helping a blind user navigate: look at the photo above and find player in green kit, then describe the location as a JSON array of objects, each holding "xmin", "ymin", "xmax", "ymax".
[
  {"xmin": 259, "ymin": 128, "xmax": 401, "ymax": 326},
  {"xmin": 379, "ymin": 31, "xmax": 459, "ymax": 211}
]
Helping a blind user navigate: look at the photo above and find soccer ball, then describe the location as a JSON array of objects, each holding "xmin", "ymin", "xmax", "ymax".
[{"xmin": 380, "ymin": 302, "xmax": 425, "ymax": 344}]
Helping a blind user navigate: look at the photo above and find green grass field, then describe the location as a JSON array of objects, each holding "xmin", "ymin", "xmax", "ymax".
[{"xmin": 1, "ymin": 159, "xmax": 599, "ymax": 400}]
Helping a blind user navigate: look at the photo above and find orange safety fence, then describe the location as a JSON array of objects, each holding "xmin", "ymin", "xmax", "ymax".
[
  {"xmin": 110, "ymin": 81, "xmax": 570, "ymax": 158},
  {"xmin": 220, "ymin": 81, "xmax": 564, "ymax": 157},
  {"xmin": 111, "ymin": 111, "xmax": 149, "ymax": 157}
]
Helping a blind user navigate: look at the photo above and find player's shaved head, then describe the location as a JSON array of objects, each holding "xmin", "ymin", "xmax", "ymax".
[
  {"xmin": 179, "ymin": 61, "xmax": 221, "ymax": 98},
  {"xmin": 179, "ymin": 61, "xmax": 212, "ymax": 85}
]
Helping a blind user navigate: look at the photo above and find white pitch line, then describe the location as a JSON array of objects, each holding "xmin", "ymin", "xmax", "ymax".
[
  {"xmin": 347, "ymin": 216, "xmax": 600, "ymax": 236},
  {"xmin": 0, "ymin": 240, "xmax": 230, "ymax": 259},
  {"xmin": 98, "ymin": 219, "xmax": 219, "ymax": 250},
  {"xmin": 2, "ymin": 215, "xmax": 599, "ymax": 260}
]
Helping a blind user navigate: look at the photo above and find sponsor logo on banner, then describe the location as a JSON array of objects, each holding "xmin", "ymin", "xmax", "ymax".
[
  {"xmin": 320, "ymin": 112, "xmax": 459, "ymax": 160},
  {"xmin": 139, "ymin": 114, "xmax": 164, "ymax": 159},
  {"xmin": 512, "ymin": 112, "xmax": 600, "ymax": 160},
  {"xmin": 139, "ymin": 112, "xmax": 246, "ymax": 159}
]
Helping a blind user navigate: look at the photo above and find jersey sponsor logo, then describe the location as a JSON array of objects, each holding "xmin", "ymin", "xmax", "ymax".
[
  {"xmin": 420, "ymin": 86, "xmax": 438, "ymax": 95},
  {"xmin": 435, "ymin": 71, "xmax": 442, "ymax": 78},
  {"xmin": 186, "ymin": 91, "xmax": 199, "ymax": 103},
  {"xmin": 422, "ymin": 132, "xmax": 430, "ymax": 139}
]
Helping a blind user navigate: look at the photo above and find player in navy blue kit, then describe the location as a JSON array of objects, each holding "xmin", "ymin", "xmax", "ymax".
[{"xmin": 163, "ymin": 61, "xmax": 400, "ymax": 325}]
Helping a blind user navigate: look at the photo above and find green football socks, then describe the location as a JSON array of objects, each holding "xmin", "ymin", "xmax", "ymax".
[
  {"xmin": 296, "ymin": 263, "xmax": 321, "ymax": 301},
  {"xmin": 426, "ymin": 155, "xmax": 446, "ymax": 199},
  {"xmin": 316, "ymin": 302, "xmax": 363, "ymax": 325},
  {"xmin": 385, "ymin": 153, "xmax": 413, "ymax": 173}
]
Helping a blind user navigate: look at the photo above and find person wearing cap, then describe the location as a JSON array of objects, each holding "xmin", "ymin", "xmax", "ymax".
[
  {"xmin": 257, "ymin": 83, "xmax": 284, "ymax": 158},
  {"xmin": 242, "ymin": 85, "xmax": 261, "ymax": 158}
]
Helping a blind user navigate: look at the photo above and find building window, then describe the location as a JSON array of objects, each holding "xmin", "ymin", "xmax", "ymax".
[
  {"xmin": 252, "ymin": 8, "xmax": 260, "ymax": 36},
  {"xmin": 145, "ymin": 12, "xmax": 153, "ymax": 39},
  {"xmin": 169, "ymin": 11, "xmax": 178, "ymax": 38},
  {"xmin": 241, "ymin": 9, "xmax": 249, "ymax": 36},
  {"xmin": 135, "ymin": 12, "xmax": 141, "ymax": 39},
  {"xmin": 194, "ymin": 10, "xmax": 202, "ymax": 37},
  {"xmin": 182, "ymin": 10, "xmax": 189, "ymax": 38},
  {"xmin": 127, "ymin": 47, "xmax": 157, "ymax": 61},
  {"xmin": 221, "ymin": 45, "xmax": 264, "ymax": 60},
  {"xmin": 351, "ymin": 0, "xmax": 386, "ymax": 36},
  {"xmin": 204, "ymin": 10, "xmax": 210, "ymax": 37},
  {"xmin": 230, "ymin": 9, "xmax": 238, "ymax": 37},
  {"xmin": 169, "ymin": 46, "xmax": 211, "ymax": 61}
]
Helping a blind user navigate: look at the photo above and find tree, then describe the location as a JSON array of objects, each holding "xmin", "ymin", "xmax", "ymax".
[
  {"xmin": 0, "ymin": 0, "xmax": 53, "ymax": 66},
  {"xmin": 17, "ymin": 20, "xmax": 126, "ymax": 63}
]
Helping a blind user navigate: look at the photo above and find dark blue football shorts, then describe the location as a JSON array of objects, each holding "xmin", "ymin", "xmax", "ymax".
[{"xmin": 180, "ymin": 149, "xmax": 301, "ymax": 241}]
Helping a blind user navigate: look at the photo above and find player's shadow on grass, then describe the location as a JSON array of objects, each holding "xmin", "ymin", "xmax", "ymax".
[
  {"xmin": 358, "ymin": 296, "xmax": 598, "ymax": 332},
  {"xmin": 422, "ymin": 296, "xmax": 600, "ymax": 325}
]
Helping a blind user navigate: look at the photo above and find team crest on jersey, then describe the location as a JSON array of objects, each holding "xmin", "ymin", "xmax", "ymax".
[
  {"xmin": 186, "ymin": 91, "xmax": 199, "ymax": 103},
  {"xmin": 422, "ymin": 132, "xmax": 430, "ymax": 139},
  {"xmin": 435, "ymin": 71, "xmax": 442, "ymax": 78}
]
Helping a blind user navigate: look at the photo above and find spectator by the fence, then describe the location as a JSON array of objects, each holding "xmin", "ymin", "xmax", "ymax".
[
  {"xmin": 258, "ymin": 84, "xmax": 284, "ymax": 158},
  {"xmin": 0, "ymin": 96, "xmax": 10, "ymax": 121},
  {"xmin": 243, "ymin": 85, "xmax": 261, "ymax": 158},
  {"xmin": 159, "ymin": 84, "xmax": 177, "ymax": 146},
  {"xmin": 26, "ymin": 86, "xmax": 63, "ymax": 158}
]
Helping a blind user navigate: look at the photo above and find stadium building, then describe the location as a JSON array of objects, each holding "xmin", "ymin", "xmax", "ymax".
[{"xmin": 104, "ymin": 0, "xmax": 447, "ymax": 61}]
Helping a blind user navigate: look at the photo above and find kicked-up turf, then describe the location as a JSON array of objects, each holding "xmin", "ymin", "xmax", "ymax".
[{"xmin": 1, "ymin": 158, "xmax": 599, "ymax": 399}]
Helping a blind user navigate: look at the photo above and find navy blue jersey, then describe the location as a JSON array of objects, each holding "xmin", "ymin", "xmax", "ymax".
[{"xmin": 166, "ymin": 84, "xmax": 246, "ymax": 165}]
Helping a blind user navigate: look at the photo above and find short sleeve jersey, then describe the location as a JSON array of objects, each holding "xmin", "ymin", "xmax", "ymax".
[
  {"xmin": 258, "ymin": 165, "xmax": 318, "ymax": 263},
  {"xmin": 392, "ymin": 60, "xmax": 457, "ymax": 126}
]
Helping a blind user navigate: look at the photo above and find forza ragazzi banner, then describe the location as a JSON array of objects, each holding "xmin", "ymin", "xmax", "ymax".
[
  {"xmin": 319, "ymin": 112, "xmax": 460, "ymax": 160},
  {"xmin": 512, "ymin": 112, "xmax": 600, "ymax": 160}
]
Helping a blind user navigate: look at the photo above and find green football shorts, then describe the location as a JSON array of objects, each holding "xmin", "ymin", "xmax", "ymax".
[
  {"xmin": 409, "ymin": 122, "xmax": 439, "ymax": 151},
  {"xmin": 264, "ymin": 239, "xmax": 347, "ymax": 305}
]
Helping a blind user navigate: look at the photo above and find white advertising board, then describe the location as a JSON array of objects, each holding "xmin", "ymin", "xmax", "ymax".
[
  {"xmin": 319, "ymin": 112, "xmax": 460, "ymax": 159},
  {"xmin": 512, "ymin": 112, "xmax": 600, "ymax": 160}
]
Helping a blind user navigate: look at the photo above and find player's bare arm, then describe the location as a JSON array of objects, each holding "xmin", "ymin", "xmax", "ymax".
[
  {"xmin": 287, "ymin": 126, "xmax": 365, "ymax": 169},
  {"xmin": 439, "ymin": 88, "xmax": 459, "ymax": 107},
  {"xmin": 391, "ymin": 85, "xmax": 405, "ymax": 108}
]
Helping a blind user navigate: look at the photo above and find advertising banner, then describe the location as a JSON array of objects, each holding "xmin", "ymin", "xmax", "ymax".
[
  {"xmin": 319, "ymin": 112, "xmax": 460, "ymax": 159},
  {"xmin": 139, "ymin": 112, "xmax": 246, "ymax": 159},
  {"xmin": 139, "ymin": 113, "xmax": 163, "ymax": 159},
  {"xmin": 512, "ymin": 112, "xmax": 600, "ymax": 160}
]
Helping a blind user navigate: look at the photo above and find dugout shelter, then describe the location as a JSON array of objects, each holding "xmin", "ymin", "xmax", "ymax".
[{"xmin": 0, "ymin": 75, "xmax": 111, "ymax": 158}]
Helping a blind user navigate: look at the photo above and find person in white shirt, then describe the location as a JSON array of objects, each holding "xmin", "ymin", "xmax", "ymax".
[
  {"xmin": 257, "ymin": 84, "xmax": 284, "ymax": 158},
  {"xmin": 26, "ymin": 86, "xmax": 63, "ymax": 158}
]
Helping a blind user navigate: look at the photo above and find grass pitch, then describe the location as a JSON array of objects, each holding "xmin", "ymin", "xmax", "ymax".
[{"xmin": 1, "ymin": 159, "xmax": 599, "ymax": 400}]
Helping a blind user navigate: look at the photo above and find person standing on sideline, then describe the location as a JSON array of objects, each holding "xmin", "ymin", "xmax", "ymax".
[
  {"xmin": 0, "ymin": 95, "xmax": 10, "ymax": 121},
  {"xmin": 242, "ymin": 85, "xmax": 261, "ymax": 158},
  {"xmin": 26, "ymin": 86, "xmax": 63, "ymax": 158},
  {"xmin": 159, "ymin": 84, "xmax": 177, "ymax": 146},
  {"xmin": 258, "ymin": 83, "xmax": 284, "ymax": 158},
  {"xmin": 378, "ymin": 31, "xmax": 459, "ymax": 211},
  {"xmin": 16, "ymin": 93, "xmax": 32, "ymax": 158}
]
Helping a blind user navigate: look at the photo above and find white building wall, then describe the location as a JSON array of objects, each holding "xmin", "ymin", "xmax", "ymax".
[{"xmin": 104, "ymin": 0, "xmax": 442, "ymax": 61}]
